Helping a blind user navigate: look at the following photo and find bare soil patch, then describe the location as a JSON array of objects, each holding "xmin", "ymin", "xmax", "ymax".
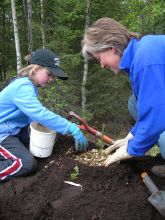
[{"xmin": 0, "ymin": 136, "xmax": 164, "ymax": 220}]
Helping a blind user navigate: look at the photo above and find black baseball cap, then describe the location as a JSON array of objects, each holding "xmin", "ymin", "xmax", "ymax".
[{"xmin": 30, "ymin": 49, "xmax": 68, "ymax": 80}]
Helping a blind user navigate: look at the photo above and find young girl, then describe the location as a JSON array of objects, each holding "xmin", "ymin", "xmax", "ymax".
[
  {"xmin": 82, "ymin": 17, "xmax": 165, "ymax": 177},
  {"xmin": 0, "ymin": 49, "xmax": 88, "ymax": 181}
]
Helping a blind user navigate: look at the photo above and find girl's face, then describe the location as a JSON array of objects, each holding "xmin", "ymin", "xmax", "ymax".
[
  {"xmin": 92, "ymin": 48, "xmax": 121, "ymax": 74},
  {"xmin": 33, "ymin": 68, "xmax": 55, "ymax": 87}
]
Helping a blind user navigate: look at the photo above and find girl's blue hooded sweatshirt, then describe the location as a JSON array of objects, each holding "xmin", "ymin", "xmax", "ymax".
[
  {"xmin": 0, "ymin": 77, "xmax": 71, "ymax": 143},
  {"xmin": 120, "ymin": 35, "xmax": 165, "ymax": 156}
]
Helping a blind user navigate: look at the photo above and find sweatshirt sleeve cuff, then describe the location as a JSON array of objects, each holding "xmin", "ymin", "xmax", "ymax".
[{"xmin": 128, "ymin": 140, "xmax": 146, "ymax": 156}]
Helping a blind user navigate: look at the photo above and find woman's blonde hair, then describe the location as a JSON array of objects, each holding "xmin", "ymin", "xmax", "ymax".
[
  {"xmin": 17, "ymin": 64, "xmax": 45, "ymax": 81},
  {"xmin": 82, "ymin": 17, "xmax": 141, "ymax": 58}
]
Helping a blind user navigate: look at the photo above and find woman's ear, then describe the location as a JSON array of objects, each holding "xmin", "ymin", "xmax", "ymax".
[{"xmin": 110, "ymin": 47, "xmax": 116, "ymax": 54}]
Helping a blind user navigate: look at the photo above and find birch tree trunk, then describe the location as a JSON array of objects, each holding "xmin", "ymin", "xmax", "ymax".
[
  {"xmin": 27, "ymin": 0, "xmax": 33, "ymax": 53},
  {"xmin": 40, "ymin": 0, "xmax": 45, "ymax": 49},
  {"xmin": 82, "ymin": 0, "xmax": 92, "ymax": 114},
  {"xmin": 1, "ymin": 0, "xmax": 7, "ymax": 80},
  {"xmin": 11, "ymin": 0, "xmax": 22, "ymax": 71}
]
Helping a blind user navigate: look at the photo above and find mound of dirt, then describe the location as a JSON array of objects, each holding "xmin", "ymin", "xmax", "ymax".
[{"xmin": 0, "ymin": 136, "xmax": 164, "ymax": 220}]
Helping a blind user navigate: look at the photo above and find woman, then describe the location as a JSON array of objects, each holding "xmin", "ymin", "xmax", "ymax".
[
  {"xmin": 82, "ymin": 17, "xmax": 165, "ymax": 177},
  {"xmin": 0, "ymin": 49, "xmax": 88, "ymax": 181}
]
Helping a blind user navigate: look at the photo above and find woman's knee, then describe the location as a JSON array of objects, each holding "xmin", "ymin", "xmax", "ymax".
[
  {"xmin": 158, "ymin": 132, "xmax": 165, "ymax": 159},
  {"xmin": 128, "ymin": 94, "xmax": 138, "ymax": 121}
]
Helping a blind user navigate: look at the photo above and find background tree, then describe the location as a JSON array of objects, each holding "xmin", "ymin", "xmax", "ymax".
[
  {"xmin": 0, "ymin": 0, "xmax": 7, "ymax": 80},
  {"xmin": 82, "ymin": 0, "xmax": 92, "ymax": 115},
  {"xmin": 1, "ymin": 0, "xmax": 165, "ymax": 138},
  {"xmin": 11, "ymin": 0, "xmax": 22, "ymax": 71},
  {"xmin": 27, "ymin": 0, "xmax": 33, "ymax": 53},
  {"xmin": 40, "ymin": 0, "xmax": 45, "ymax": 49}
]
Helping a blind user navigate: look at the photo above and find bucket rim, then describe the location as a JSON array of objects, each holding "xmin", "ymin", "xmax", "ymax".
[{"xmin": 30, "ymin": 122, "xmax": 56, "ymax": 135}]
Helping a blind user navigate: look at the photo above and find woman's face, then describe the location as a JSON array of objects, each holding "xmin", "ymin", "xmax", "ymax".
[
  {"xmin": 33, "ymin": 68, "xmax": 55, "ymax": 87},
  {"xmin": 92, "ymin": 48, "xmax": 121, "ymax": 74}
]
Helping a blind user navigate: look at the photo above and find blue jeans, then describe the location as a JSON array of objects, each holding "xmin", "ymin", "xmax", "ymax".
[{"xmin": 128, "ymin": 94, "xmax": 165, "ymax": 159}]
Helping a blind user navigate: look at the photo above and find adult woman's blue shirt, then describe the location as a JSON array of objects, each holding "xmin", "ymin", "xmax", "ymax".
[{"xmin": 120, "ymin": 35, "xmax": 165, "ymax": 156}]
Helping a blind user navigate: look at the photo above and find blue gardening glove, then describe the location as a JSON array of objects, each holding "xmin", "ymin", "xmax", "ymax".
[{"xmin": 68, "ymin": 123, "xmax": 88, "ymax": 151}]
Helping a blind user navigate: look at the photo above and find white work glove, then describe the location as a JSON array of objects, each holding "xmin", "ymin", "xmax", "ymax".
[
  {"xmin": 103, "ymin": 132, "xmax": 133, "ymax": 155},
  {"xmin": 104, "ymin": 141, "xmax": 133, "ymax": 166}
]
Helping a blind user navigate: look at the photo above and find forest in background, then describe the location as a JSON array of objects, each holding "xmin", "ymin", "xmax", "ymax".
[{"xmin": 0, "ymin": 0, "xmax": 165, "ymax": 138}]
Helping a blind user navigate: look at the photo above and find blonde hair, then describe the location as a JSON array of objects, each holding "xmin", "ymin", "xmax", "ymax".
[
  {"xmin": 82, "ymin": 17, "xmax": 141, "ymax": 58},
  {"xmin": 17, "ymin": 64, "xmax": 45, "ymax": 81}
]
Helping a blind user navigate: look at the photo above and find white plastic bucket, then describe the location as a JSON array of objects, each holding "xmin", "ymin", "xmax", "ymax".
[{"xmin": 29, "ymin": 122, "xmax": 57, "ymax": 158}]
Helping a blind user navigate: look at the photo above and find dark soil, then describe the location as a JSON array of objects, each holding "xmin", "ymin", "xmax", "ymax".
[{"xmin": 0, "ymin": 136, "xmax": 165, "ymax": 220}]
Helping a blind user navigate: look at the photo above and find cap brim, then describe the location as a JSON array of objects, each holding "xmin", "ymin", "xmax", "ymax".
[{"xmin": 46, "ymin": 66, "xmax": 68, "ymax": 80}]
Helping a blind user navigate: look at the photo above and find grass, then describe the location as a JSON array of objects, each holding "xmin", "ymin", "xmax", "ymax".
[{"xmin": 146, "ymin": 145, "xmax": 160, "ymax": 157}]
